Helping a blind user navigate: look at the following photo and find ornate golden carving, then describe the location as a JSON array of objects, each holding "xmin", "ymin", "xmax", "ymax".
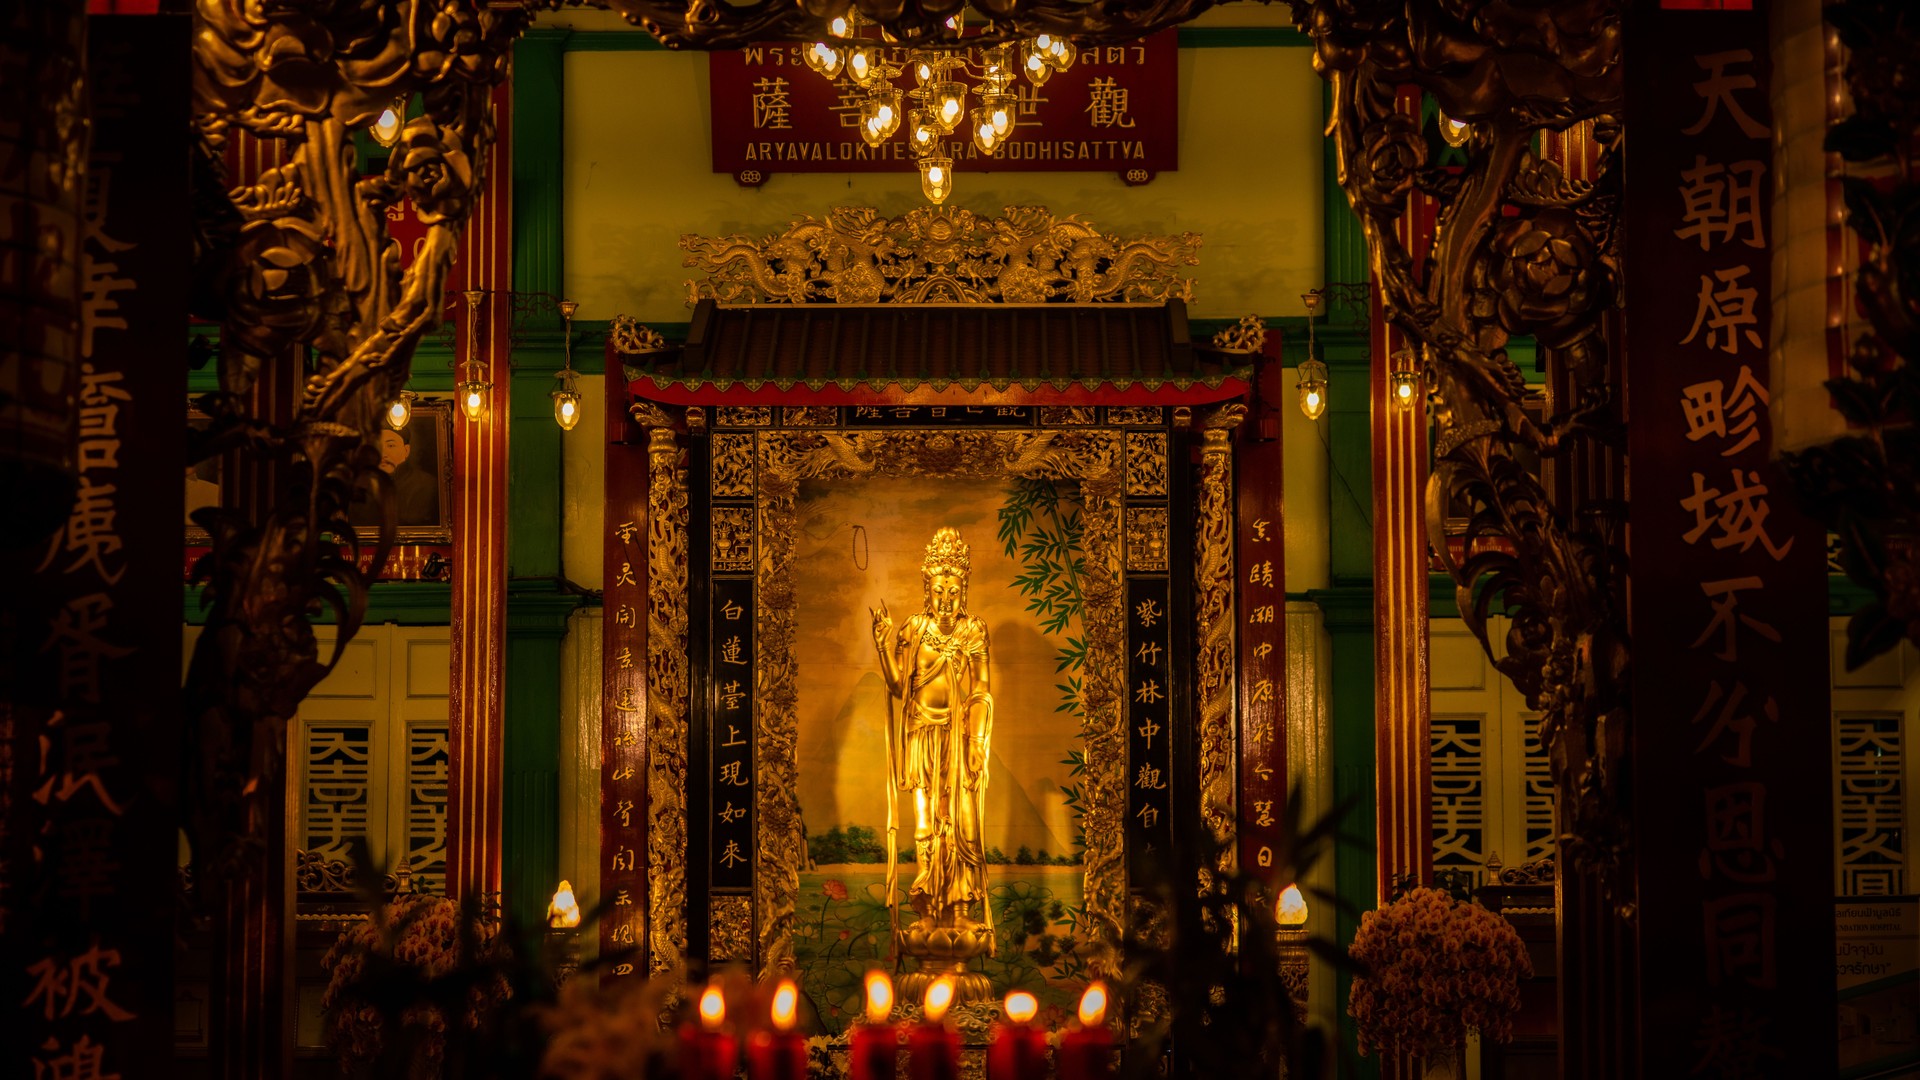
[
  {"xmin": 715, "ymin": 406, "xmax": 774, "ymax": 428},
  {"xmin": 1126, "ymin": 431, "xmax": 1170, "ymax": 498},
  {"xmin": 754, "ymin": 429, "xmax": 1128, "ymax": 979},
  {"xmin": 713, "ymin": 434, "xmax": 755, "ymax": 499},
  {"xmin": 646, "ymin": 422, "xmax": 691, "ymax": 973},
  {"xmin": 1126, "ymin": 507, "xmax": 1170, "ymax": 574},
  {"xmin": 783, "ymin": 406, "xmax": 838, "ymax": 427},
  {"xmin": 1211, "ymin": 315, "xmax": 1268, "ymax": 354},
  {"xmin": 713, "ymin": 507, "xmax": 756, "ymax": 574},
  {"xmin": 1108, "ymin": 406, "xmax": 1165, "ymax": 427},
  {"xmin": 1288, "ymin": 0, "xmax": 1632, "ymax": 883},
  {"xmin": 1041, "ymin": 406, "xmax": 1098, "ymax": 426},
  {"xmin": 683, "ymin": 206, "xmax": 1198, "ymax": 306},
  {"xmin": 709, "ymin": 895, "xmax": 754, "ymax": 963},
  {"xmin": 610, "ymin": 315, "xmax": 668, "ymax": 355},
  {"xmin": 182, "ymin": 1, "xmax": 528, "ymax": 886},
  {"xmin": 1196, "ymin": 406, "xmax": 1245, "ymax": 872}
]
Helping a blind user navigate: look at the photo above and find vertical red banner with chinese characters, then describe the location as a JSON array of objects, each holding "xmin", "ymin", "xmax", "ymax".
[
  {"xmin": 1236, "ymin": 360, "xmax": 1286, "ymax": 883},
  {"xmin": 601, "ymin": 355, "xmax": 651, "ymax": 978},
  {"xmin": 1625, "ymin": 3, "xmax": 1835, "ymax": 1070},
  {"xmin": 1, "ymin": 16, "xmax": 188, "ymax": 1078}
]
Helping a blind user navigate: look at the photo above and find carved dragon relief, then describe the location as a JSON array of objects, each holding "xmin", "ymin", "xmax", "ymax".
[
  {"xmin": 183, "ymin": 2, "xmax": 529, "ymax": 891},
  {"xmin": 1287, "ymin": 0, "xmax": 1632, "ymax": 889},
  {"xmin": 682, "ymin": 205, "xmax": 1198, "ymax": 307}
]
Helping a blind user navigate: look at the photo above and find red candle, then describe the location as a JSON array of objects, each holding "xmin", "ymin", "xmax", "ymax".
[
  {"xmin": 908, "ymin": 977, "xmax": 961, "ymax": 1080},
  {"xmin": 987, "ymin": 991, "xmax": 1048, "ymax": 1080},
  {"xmin": 1057, "ymin": 982, "xmax": 1113, "ymax": 1080},
  {"xmin": 680, "ymin": 984, "xmax": 738, "ymax": 1080},
  {"xmin": 850, "ymin": 970, "xmax": 900, "ymax": 1080},
  {"xmin": 749, "ymin": 979, "xmax": 808, "ymax": 1080}
]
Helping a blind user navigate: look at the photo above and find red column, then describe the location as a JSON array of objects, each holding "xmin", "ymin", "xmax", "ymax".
[
  {"xmin": 447, "ymin": 83, "xmax": 513, "ymax": 903},
  {"xmin": 600, "ymin": 352, "xmax": 651, "ymax": 976},
  {"xmin": 1236, "ymin": 349, "xmax": 1288, "ymax": 885}
]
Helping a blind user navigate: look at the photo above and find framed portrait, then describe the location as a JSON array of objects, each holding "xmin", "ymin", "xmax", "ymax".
[
  {"xmin": 185, "ymin": 406, "xmax": 220, "ymax": 546},
  {"xmin": 348, "ymin": 400, "xmax": 454, "ymax": 544}
]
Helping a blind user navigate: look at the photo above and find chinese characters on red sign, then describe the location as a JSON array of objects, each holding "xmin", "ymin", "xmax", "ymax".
[
  {"xmin": 1625, "ymin": 11, "xmax": 1832, "ymax": 1073},
  {"xmin": 708, "ymin": 30, "xmax": 1177, "ymax": 185}
]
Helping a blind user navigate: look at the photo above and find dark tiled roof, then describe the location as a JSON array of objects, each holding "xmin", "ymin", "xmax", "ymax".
[{"xmin": 627, "ymin": 299, "xmax": 1254, "ymax": 405}]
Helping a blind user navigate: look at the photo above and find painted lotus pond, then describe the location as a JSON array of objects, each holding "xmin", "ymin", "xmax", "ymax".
[{"xmin": 792, "ymin": 864, "xmax": 1090, "ymax": 1034}]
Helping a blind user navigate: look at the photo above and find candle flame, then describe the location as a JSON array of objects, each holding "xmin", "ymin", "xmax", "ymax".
[
  {"xmin": 1077, "ymin": 982, "xmax": 1108, "ymax": 1027},
  {"xmin": 699, "ymin": 985, "xmax": 726, "ymax": 1029},
  {"xmin": 771, "ymin": 980, "xmax": 799, "ymax": 1033},
  {"xmin": 1004, "ymin": 991, "xmax": 1038, "ymax": 1024},
  {"xmin": 923, "ymin": 976, "xmax": 955, "ymax": 1022},
  {"xmin": 1277, "ymin": 883, "xmax": 1309, "ymax": 926},
  {"xmin": 864, "ymin": 970, "xmax": 894, "ymax": 1024},
  {"xmin": 546, "ymin": 880, "xmax": 581, "ymax": 928}
]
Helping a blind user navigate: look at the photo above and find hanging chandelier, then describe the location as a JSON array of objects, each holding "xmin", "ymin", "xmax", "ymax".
[{"xmin": 796, "ymin": 10, "xmax": 1076, "ymax": 202}]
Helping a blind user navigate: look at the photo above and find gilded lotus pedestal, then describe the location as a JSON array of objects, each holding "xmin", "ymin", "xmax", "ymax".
[{"xmin": 897, "ymin": 918, "xmax": 995, "ymax": 1004}]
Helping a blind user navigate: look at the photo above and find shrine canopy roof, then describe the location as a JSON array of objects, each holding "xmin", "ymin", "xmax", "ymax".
[{"xmin": 623, "ymin": 299, "xmax": 1254, "ymax": 407}]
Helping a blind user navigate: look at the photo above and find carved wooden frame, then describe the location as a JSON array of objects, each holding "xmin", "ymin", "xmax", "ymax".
[{"xmin": 748, "ymin": 427, "xmax": 1131, "ymax": 977}]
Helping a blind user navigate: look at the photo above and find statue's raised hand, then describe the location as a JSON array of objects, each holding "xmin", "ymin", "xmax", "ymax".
[{"xmin": 868, "ymin": 600, "xmax": 893, "ymax": 647}]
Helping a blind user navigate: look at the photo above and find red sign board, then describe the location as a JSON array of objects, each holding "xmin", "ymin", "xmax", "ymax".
[
  {"xmin": 1624, "ymin": 3, "xmax": 1834, "ymax": 1069},
  {"xmin": 709, "ymin": 30, "xmax": 1177, "ymax": 185}
]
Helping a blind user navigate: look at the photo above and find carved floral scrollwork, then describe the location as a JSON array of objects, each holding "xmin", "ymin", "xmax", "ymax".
[
  {"xmin": 646, "ymin": 421, "xmax": 691, "ymax": 972},
  {"xmin": 1287, "ymin": 0, "xmax": 1632, "ymax": 885},
  {"xmin": 753, "ymin": 429, "xmax": 1128, "ymax": 979},
  {"xmin": 682, "ymin": 206, "xmax": 1198, "ymax": 307},
  {"xmin": 1195, "ymin": 406, "xmax": 1245, "ymax": 873},
  {"xmin": 183, "ymin": 1, "xmax": 528, "ymax": 891}
]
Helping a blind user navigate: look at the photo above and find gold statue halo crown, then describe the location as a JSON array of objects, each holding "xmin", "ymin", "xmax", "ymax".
[{"xmin": 920, "ymin": 527, "xmax": 972, "ymax": 579}]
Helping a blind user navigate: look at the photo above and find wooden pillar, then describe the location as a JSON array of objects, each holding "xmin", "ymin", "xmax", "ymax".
[
  {"xmin": 447, "ymin": 83, "xmax": 514, "ymax": 903},
  {"xmin": 1369, "ymin": 258, "xmax": 1431, "ymax": 1077}
]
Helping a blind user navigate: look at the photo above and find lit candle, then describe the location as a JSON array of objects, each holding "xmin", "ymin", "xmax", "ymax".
[
  {"xmin": 907, "ymin": 977, "xmax": 961, "ymax": 1080},
  {"xmin": 679, "ymin": 983, "xmax": 738, "ymax": 1080},
  {"xmin": 749, "ymin": 979, "xmax": 808, "ymax": 1080},
  {"xmin": 987, "ymin": 991, "xmax": 1047, "ymax": 1080},
  {"xmin": 1057, "ymin": 982, "xmax": 1113, "ymax": 1080},
  {"xmin": 849, "ymin": 970, "xmax": 900, "ymax": 1080}
]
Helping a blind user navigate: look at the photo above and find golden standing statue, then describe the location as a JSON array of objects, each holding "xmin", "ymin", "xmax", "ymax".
[{"xmin": 871, "ymin": 527, "xmax": 997, "ymax": 1002}]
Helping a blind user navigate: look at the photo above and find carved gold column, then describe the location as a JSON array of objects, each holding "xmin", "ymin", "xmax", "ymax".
[
  {"xmin": 1196, "ymin": 405, "xmax": 1247, "ymax": 871},
  {"xmin": 639, "ymin": 405, "xmax": 689, "ymax": 973}
]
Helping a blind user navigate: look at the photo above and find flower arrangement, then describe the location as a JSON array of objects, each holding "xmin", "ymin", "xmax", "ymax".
[
  {"xmin": 1346, "ymin": 886, "xmax": 1532, "ymax": 1059},
  {"xmin": 321, "ymin": 892, "xmax": 512, "ymax": 1078}
]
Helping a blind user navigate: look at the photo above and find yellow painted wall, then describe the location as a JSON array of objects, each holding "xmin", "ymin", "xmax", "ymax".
[
  {"xmin": 561, "ymin": 44, "xmax": 1326, "ymax": 324},
  {"xmin": 554, "ymin": 29, "xmax": 1333, "ymax": 594}
]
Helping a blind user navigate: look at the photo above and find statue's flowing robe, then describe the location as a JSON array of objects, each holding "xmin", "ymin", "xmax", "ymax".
[{"xmin": 895, "ymin": 612, "xmax": 991, "ymax": 918}]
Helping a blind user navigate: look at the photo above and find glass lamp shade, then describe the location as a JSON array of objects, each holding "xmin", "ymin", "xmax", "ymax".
[
  {"xmin": 1023, "ymin": 46, "xmax": 1053, "ymax": 86},
  {"xmin": 460, "ymin": 379, "xmax": 491, "ymax": 421},
  {"xmin": 982, "ymin": 93, "xmax": 1015, "ymax": 136},
  {"xmin": 918, "ymin": 155, "xmax": 954, "ymax": 204},
  {"xmin": 971, "ymin": 108, "xmax": 1003, "ymax": 155},
  {"xmin": 1389, "ymin": 354, "xmax": 1421, "ymax": 410},
  {"xmin": 847, "ymin": 45, "xmax": 881, "ymax": 87},
  {"xmin": 385, "ymin": 389, "xmax": 417, "ymax": 431},
  {"xmin": 552, "ymin": 388, "xmax": 581, "ymax": 431},
  {"xmin": 1046, "ymin": 37, "xmax": 1077, "ymax": 69},
  {"xmin": 1296, "ymin": 359, "xmax": 1329, "ymax": 421},
  {"xmin": 913, "ymin": 55, "xmax": 936, "ymax": 85},
  {"xmin": 806, "ymin": 41, "xmax": 845, "ymax": 79},
  {"xmin": 869, "ymin": 89, "xmax": 902, "ymax": 137},
  {"xmin": 828, "ymin": 14, "xmax": 850, "ymax": 36},
  {"xmin": 930, "ymin": 82, "xmax": 966, "ymax": 133},
  {"xmin": 908, "ymin": 109, "xmax": 940, "ymax": 155},
  {"xmin": 370, "ymin": 98, "xmax": 406, "ymax": 148}
]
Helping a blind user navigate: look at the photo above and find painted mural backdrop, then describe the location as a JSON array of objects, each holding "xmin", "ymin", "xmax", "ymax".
[{"xmin": 791, "ymin": 476, "xmax": 1091, "ymax": 1029}]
